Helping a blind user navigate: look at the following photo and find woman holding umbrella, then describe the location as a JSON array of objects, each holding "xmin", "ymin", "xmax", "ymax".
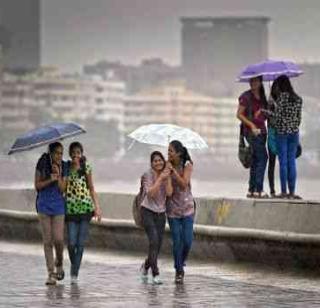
[
  {"xmin": 166, "ymin": 140, "xmax": 195, "ymax": 284},
  {"xmin": 35, "ymin": 142, "xmax": 67, "ymax": 285},
  {"xmin": 237, "ymin": 76, "xmax": 269, "ymax": 198}
]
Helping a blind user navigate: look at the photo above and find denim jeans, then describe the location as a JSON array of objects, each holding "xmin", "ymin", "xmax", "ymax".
[
  {"xmin": 168, "ymin": 215, "xmax": 194, "ymax": 273},
  {"xmin": 67, "ymin": 219, "xmax": 90, "ymax": 277},
  {"xmin": 141, "ymin": 207, "xmax": 166, "ymax": 277},
  {"xmin": 246, "ymin": 134, "xmax": 268, "ymax": 193},
  {"xmin": 275, "ymin": 132, "xmax": 299, "ymax": 194}
]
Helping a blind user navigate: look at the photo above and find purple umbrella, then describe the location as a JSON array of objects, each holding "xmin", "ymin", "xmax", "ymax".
[{"xmin": 237, "ymin": 59, "xmax": 303, "ymax": 82}]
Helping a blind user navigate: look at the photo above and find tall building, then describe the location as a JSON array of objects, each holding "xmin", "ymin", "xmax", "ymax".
[
  {"xmin": 0, "ymin": 0, "xmax": 41, "ymax": 71},
  {"xmin": 181, "ymin": 17, "xmax": 269, "ymax": 96}
]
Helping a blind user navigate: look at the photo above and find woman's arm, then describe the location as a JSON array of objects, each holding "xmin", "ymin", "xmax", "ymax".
[
  {"xmin": 146, "ymin": 169, "xmax": 170, "ymax": 198},
  {"xmin": 171, "ymin": 163, "xmax": 193, "ymax": 191},
  {"xmin": 237, "ymin": 105, "xmax": 257, "ymax": 130},
  {"xmin": 34, "ymin": 170, "xmax": 57, "ymax": 191},
  {"xmin": 86, "ymin": 172, "xmax": 102, "ymax": 222},
  {"xmin": 165, "ymin": 174, "xmax": 173, "ymax": 197}
]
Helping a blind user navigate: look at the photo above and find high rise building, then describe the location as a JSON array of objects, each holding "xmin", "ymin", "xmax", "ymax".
[
  {"xmin": 181, "ymin": 17, "xmax": 269, "ymax": 96},
  {"xmin": 0, "ymin": 0, "xmax": 40, "ymax": 71}
]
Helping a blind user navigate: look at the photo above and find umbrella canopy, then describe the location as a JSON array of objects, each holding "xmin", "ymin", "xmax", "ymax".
[
  {"xmin": 128, "ymin": 123, "xmax": 209, "ymax": 150},
  {"xmin": 237, "ymin": 59, "xmax": 303, "ymax": 82},
  {"xmin": 8, "ymin": 122, "xmax": 86, "ymax": 155}
]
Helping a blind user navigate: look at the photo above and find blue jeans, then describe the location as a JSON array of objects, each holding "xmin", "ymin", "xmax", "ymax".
[
  {"xmin": 67, "ymin": 219, "xmax": 90, "ymax": 277},
  {"xmin": 247, "ymin": 134, "xmax": 268, "ymax": 193},
  {"xmin": 275, "ymin": 132, "xmax": 299, "ymax": 194},
  {"xmin": 168, "ymin": 215, "xmax": 194, "ymax": 273}
]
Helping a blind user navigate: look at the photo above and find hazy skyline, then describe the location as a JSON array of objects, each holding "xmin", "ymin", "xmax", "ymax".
[{"xmin": 42, "ymin": 0, "xmax": 320, "ymax": 72}]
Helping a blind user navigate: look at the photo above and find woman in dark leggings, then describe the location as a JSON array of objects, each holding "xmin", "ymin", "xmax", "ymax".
[
  {"xmin": 266, "ymin": 81, "xmax": 279, "ymax": 198},
  {"xmin": 140, "ymin": 151, "xmax": 172, "ymax": 285}
]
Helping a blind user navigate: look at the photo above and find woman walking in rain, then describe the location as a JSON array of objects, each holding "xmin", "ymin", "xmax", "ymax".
[
  {"xmin": 35, "ymin": 142, "xmax": 67, "ymax": 285},
  {"xmin": 237, "ymin": 76, "xmax": 269, "ymax": 198},
  {"xmin": 65, "ymin": 142, "xmax": 102, "ymax": 284},
  {"xmin": 166, "ymin": 140, "xmax": 195, "ymax": 284},
  {"xmin": 272, "ymin": 75, "xmax": 303, "ymax": 199},
  {"xmin": 140, "ymin": 151, "xmax": 172, "ymax": 285}
]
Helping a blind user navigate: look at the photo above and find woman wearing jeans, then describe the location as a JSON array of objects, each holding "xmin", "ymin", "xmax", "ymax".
[
  {"xmin": 273, "ymin": 75, "xmax": 303, "ymax": 199},
  {"xmin": 166, "ymin": 140, "xmax": 195, "ymax": 284},
  {"xmin": 65, "ymin": 142, "xmax": 102, "ymax": 284},
  {"xmin": 140, "ymin": 151, "xmax": 172, "ymax": 285},
  {"xmin": 237, "ymin": 76, "xmax": 269, "ymax": 198},
  {"xmin": 35, "ymin": 142, "xmax": 67, "ymax": 285}
]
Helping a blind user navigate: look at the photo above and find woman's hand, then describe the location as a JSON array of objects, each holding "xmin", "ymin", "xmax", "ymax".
[{"xmin": 94, "ymin": 206, "xmax": 102, "ymax": 222}]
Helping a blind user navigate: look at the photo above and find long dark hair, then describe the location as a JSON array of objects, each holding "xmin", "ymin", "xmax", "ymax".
[
  {"xmin": 253, "ymin": 76, "xmax": 268, "ymax": 108},
  {"xmin": 37, "ymin": 142, "xmax": 63, "ymax": 179},
  {"xmin": 274, "ymin": 75, "xmax": 297, "ymax": 99},
  {"xmin": 270, "ymin": 80, "xmax": 280, "ymax": 101},
  {"xmin": 69, "ymin": 141, "xmax": 87, "ymax": 177},
  {"xmin": 170, "ymin": 140, "xmax": 193, "ymax": 166}
]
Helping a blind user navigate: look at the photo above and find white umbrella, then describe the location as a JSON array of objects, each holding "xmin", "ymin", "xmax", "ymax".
[{"xmin": 128, "ymin": 123, "xmax": 208, "ymax": 150}]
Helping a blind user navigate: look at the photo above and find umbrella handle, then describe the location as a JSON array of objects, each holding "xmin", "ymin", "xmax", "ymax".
[{"xmin": 127, "ymin": 140, "xmax": 136, "ymax": 150}]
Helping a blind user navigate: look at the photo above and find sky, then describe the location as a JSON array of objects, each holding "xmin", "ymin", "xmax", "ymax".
[{"xmin": 42, "ymin": 0, "xmax": 320, "ymax": 72}]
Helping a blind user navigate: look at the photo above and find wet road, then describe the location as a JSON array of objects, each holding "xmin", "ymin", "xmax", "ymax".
[{"xmin": 1, "ymin": 242, "xmax": 320, "ymax": 307}]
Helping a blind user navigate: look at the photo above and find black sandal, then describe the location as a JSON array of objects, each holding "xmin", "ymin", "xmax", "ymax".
[{"xmin": 54, "ymin": 268, "xmax": 65, "ymax": 281}]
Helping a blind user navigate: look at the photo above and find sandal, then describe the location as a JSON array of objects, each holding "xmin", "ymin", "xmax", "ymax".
[
  {"xmin": 270, "ymin": 192, "xmax": 276, "ymax": 198},
  {"xmin": 54, "ymin": 267, "xmax": 65, "ymax": 281},
  {"xmin": 276, "ymin": 193, "xmax": 288, "ymax": 199},
  {"xmin": 45, "ymin": 273, "xmax": 57, "ymax": 285},
  {"xmin": 246, "ymin": 192, "xmax": 254, "ymax": 198},
  {"xmin": 257, "ymin": 192, "xmax": 269, "ymax": 199},
  {"xmin": 288, "ymin": 194, "xmax": 302, "ymax": 200}
]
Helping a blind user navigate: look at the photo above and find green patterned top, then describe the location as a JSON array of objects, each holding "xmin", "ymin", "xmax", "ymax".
[{"xmin": 66, "ymin": 162, "xmax": 94, "ymax": 216}]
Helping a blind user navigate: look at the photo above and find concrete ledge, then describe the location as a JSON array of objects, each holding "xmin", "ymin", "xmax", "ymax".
[{"xmin": 2, "ymin": 209, "xmax": 320, "ymax": 269}]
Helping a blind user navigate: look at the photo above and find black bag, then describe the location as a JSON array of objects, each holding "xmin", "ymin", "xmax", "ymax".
[
  {"xmin": 132, "ymin": 176, "xmax": 146, "ymax": 228},
  {"xmin": 296, "ymin": 143, "xmax": 302, "ymax": 158},
  {"xmin": 238, "ymin": 91, "xmax": 254, "ymax": 168},
  {"xmin": 238, "ymin": 125, "xmax": 252, "ymax": 169}
]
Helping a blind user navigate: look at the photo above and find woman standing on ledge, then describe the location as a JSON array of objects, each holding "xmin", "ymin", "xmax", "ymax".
[
  {"xmin": 166, "ymin": 140, "xmax": 195, "ymax": 284},
  {"xmin": 65, "ymin": 142, "xmax": 102, "ymax": 284},
  {"xmin": 35, "ymin": 142, "xmax": 67, "ymax": 285},
  {"xmin": 272, "ymin": 75, "xmax": 303, "ymax": 199},
  {"xmin": 140, "ymin": 151, "xmax": 172, "ymax": 285}
]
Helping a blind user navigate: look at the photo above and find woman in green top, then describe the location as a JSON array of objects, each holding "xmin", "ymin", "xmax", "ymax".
[{"xmin": 66, "ymin": 142, "xmax": 102, "ymax": 284}]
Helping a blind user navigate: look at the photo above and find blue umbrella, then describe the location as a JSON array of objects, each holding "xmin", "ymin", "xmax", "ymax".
[
  {"xmin": 237, "ymin": 59, "xmax": 303, "ymax": 82},
  {"xmin": 8, "ymin": 122, "xmax": 86, "ymax": 155}
]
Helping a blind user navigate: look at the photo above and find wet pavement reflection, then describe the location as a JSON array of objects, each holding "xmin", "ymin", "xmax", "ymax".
[{"xmin": 1, "ymin": 241, "xmax": 320, "ymax": 307}]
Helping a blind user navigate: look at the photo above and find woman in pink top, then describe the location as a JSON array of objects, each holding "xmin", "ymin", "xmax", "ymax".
[
  {"xmin": 166, "ymin": 140, "xmax": 195, "ymax": 284},
  {"xmin": 140, "ymin": 151, "xmax": 172, "ymax": 285}
]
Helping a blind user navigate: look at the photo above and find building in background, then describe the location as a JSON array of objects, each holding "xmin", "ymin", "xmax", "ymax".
[
  {"xmin": 83, "ymin": 58, "xmax": 182, "ymax": 94},
  {"xmin": 0, "ymin": 72, "xmax": 34, "ymax": 130},
  {"xmin": 0, "ymin": 69, "xmax": 126, "ymax": 132},
  {"xmin": 0, "ymin": 0, "xmax": 41, "ymax": 72},
  {"xmin": 181, "ymin": 17, "xmax": 269, "ymax": 97},
  {"xmin": 124, "ymin": 84, "xmax": 238, "ymax": 159}
]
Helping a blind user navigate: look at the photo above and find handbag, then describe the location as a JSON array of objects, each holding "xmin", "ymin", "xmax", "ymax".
[
  {"xmin": 132, "ymin": 176, "xmax": 146, "ymax": 228},
  {"xmin": 238, "ymin": 125, "xmax": 252, "ymax": 169},
  {"xmin": 267, "ymin": 126, "xmax": 278, "ymax": 155}
]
